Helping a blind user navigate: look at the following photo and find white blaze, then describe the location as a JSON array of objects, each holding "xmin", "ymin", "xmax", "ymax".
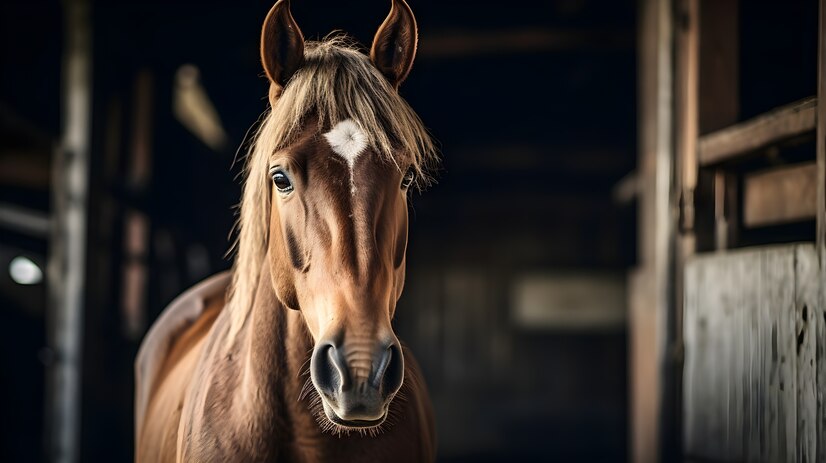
[{"xmin": 323, "ymin": 119, "xmax": 369, "ymax": 194}]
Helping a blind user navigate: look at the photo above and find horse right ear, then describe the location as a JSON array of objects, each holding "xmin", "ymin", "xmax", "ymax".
[
  {"xmin": 371, "ymin": 0, "xmax": 418, "ymax": 88},
  {"xmin": 261, "ymin": 0, "xmax": 305, "ymax": 99}
]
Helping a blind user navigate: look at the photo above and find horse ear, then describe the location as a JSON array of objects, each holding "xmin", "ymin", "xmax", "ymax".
[
  {"xmin": 370, "ymin": 0, "xmax": 418, "ymax": 88},
  {"xmin": 261, "ymin": 0, "xmax": 305, "ymax": 94}
]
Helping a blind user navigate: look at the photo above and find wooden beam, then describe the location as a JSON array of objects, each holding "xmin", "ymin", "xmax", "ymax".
[
  {"xmin": 698, "ymin": 96, "xmax": 816, "ymax": 166},
  {"xmin": 743, "ymin": 163, "xmax": 817, "ymax": 227},
  {"xmin": 0, "ymin": 202, "xmax": 51, "ymax": 238}
]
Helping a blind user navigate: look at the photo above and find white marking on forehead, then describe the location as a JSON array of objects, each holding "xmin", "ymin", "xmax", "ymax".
[{"xmin": 323, "ymin": 119, "xmax": 369, "ymax": 194}]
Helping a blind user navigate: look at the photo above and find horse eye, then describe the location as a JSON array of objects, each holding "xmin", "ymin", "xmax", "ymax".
[
  {"xmin": 271, "ymin": 169, "xmax": 293, "ymax": 193},
  {"xmin": 401, "ymin": 168, "xmax": 415, "ymax": 190}
]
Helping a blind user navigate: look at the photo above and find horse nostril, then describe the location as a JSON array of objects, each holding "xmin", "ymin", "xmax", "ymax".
[
  {"xmin": 373, "ymin": 342, "xmax": 404, "ymax": 395},
  {"xmin": 311, "ymin": 343, "xmax": 349, "ymax": 394}
]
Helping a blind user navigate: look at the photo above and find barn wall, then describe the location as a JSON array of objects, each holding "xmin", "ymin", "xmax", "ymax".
[{"xmin": 683, "ymin": 243, "xmax": 824, "ymax": 462}]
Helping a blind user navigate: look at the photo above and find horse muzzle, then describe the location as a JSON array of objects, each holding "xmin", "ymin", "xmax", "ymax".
[{"xmin": 310, "ymin": 336, "xmax": 404, "ymax": 428}]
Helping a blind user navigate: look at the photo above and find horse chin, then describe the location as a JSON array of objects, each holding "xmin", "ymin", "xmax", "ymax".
[{"xmin": 320, "ymin": 399, "xmax": 389, "ymax": 432}]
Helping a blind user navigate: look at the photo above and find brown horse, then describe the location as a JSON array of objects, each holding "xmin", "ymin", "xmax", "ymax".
[{"xmin": 134, "ymin": 0, "xmax": 438, "ymax": 460}]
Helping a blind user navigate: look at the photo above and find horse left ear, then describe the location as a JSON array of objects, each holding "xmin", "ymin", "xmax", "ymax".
[
  {"xmin": 370, "ymin": 0, "xmax": 418, "ymax": 88},
  {"xmin": 261, "ymin": 0, "xmax": 305, "ymax": 98}
]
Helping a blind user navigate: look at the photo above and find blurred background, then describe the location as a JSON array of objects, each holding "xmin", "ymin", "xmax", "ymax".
[{"xmin": 1, "ymin": 0, "xmax": 823, "ymax": 462}]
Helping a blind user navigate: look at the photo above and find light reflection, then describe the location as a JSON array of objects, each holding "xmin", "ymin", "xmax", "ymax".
[{"xmin": 9, "ymin": 255, "xmax": 43, "ymax": 285}]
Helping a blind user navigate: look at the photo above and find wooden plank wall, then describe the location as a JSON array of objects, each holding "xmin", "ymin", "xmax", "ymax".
[
  {"xmin": 683, "ymin": 244, "xmax": 824, "ymax": 462},
  {"xmin": 796, "ymin": 249, "xmax": 819, "ymax": 462}
]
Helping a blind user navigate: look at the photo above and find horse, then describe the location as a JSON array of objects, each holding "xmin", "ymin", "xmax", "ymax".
[{"xmin": 134, "ymin": 0, "xmax": 438, "ymax": 460}]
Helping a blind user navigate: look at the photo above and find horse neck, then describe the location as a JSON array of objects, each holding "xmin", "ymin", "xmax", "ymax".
[
  {"xmin": 221, "ymin": 260, "xmax": 434, "ymax": 462},
  {"xmin": 235, "ymin": 259, "xmax": 324, "ymax": 456}
]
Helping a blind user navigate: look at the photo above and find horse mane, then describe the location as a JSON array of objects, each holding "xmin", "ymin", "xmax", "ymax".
[{"xmin": 225, "ymin": 36, "xmax": 437, "ymax": 346}]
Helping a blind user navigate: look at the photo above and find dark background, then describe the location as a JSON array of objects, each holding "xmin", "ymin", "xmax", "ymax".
[
  {"xmin": 4, "ymin": 0, "xmax": 642, "ymax": 461},
  {"xmin": 3, "ymin": 0, "xmax": 818, "ymax": 461}
]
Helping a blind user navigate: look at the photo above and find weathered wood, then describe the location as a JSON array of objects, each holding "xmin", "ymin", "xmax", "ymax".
[
  {"xmin": 692, "ymin": 0, "xmax": 739, "ymax": 254},
  {"xmin": 629, "ymin": 267, "xmax": 660, "ymax": 463},
  {"xmin": 632, "ymin": 0, "xmax": 674, "ymax": 461},
  {"xmin": 713, "ymin": 171, "xmax": 726, "ymax": 249},
  {"xmin": 815, "ymin": 2, "xmax": 826, "ymax": 459},
  {"xmin": 675, "ymin": 0, "xmax": 699, "ymax": 234},
  {"xmin": 698, "ymin": 96, "xmax": 816, "ymax": 166},
  {"xmin": 713, "ymin": 170, "xmax": 738, "ymax": 250},
  {"xmin": 684, "ymin": 245, "xmax": 813, "ymax": 461},
  {"xmin": 818, "ymin": 0, "xmax": 826, "ymax": 263},
  {"xmin": 672, "ymin": 1, "xmax": 701, "ymax": 458},
  {"xmin": 795, "ymin": 246, "xmax": 818, "ymax": 463},
  {"xmin": 684, "ymin": 244, "xmax": 824, "ymax": 462},
  {"xmin": 819, "ymin": 315, "xmax": 826, "ymax": 463},
  {"xmin": 46, "ymin": 0, "xmax": 92, "ymax": 461},
  {"xmin": 667, "ymin": 0, "xmax": 740, "ymax": 256},
  {"xmin": 818, "ymin": 267, "xmax": 826, "ymax": 463},
  {"xmin": 743, "ymin": 162, "xmax": 817, "ymax": 227}
]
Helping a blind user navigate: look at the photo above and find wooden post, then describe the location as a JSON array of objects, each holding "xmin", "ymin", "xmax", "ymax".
[
  {"xmin": 815, "ymin": 0, "xmax": 826, "ymax": 459},
  {"xmin": 121, "ymin": 70, "xmax": 154, "ymax": 339},
  {"xmin": 676, "ymin": 0, "xmax": 699, "ymax": 241},
  {"xmin": 630, "ymin": 0, "xmax": 673, "ymax": 461},
  {"xmin": 697, "ymin": 0, "xmax": 739, "ymax": 135},
  {"xmin": 699, "ymin": 0, "xmax": 740, "ymax": 253},
  {"xmin": 46, "ymin": 0, "xmax": 92, "ymax": 461},
  {"xmin": 672, "ymin": 0, "xmax": 699, "ymax": 460},
  {"xmin": 713, "ymin": 170, "xmax": 739, "ymax": 250},
  {"xmin": 818, "ymin": 0, "xmax": 826, "ymax": 260}
]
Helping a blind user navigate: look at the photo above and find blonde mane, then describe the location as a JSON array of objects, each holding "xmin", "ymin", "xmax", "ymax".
[{"xmin": 226, "ymin": 36, "xmax": 437, "ymax": 345}]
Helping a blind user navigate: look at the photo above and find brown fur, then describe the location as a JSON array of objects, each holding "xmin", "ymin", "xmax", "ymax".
[
  {"xmin": 137, "ymin": 264, "xmax": 435, "ymax": 462},
  {"xmin": 135, "ymin": 1, "xmax": 437, "ymax": 461},
  {"xmin": 137, "ymin": 296, "xmax": 223, "ymax": 463}
]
